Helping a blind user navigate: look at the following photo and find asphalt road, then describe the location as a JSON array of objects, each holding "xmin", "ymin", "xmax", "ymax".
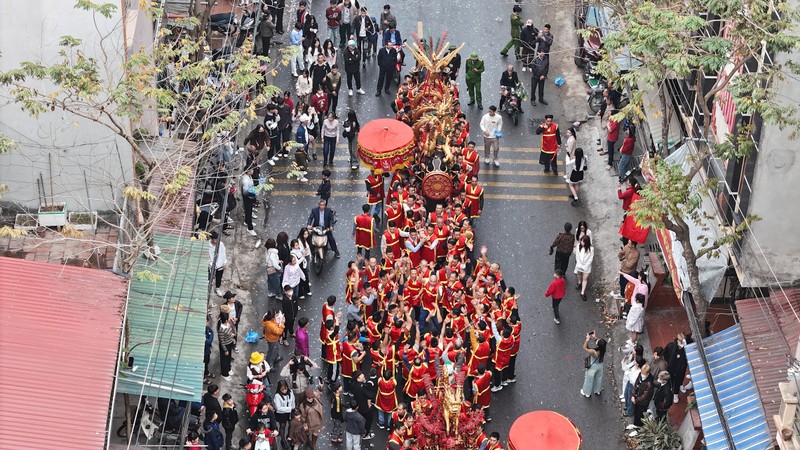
[{"xmin": 246, "ymin": 0, "xmax": 626, "ymax": 448}]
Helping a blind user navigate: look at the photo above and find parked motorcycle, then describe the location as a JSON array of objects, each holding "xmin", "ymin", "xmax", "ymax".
[
  {"xmin": 243, "ymin": 380, "xmax": 267, "ymax": 417},
  {"xmin": 310, "ymin": 226, "xmax": 329, "ymax": 275},
  {"xmin": 500, "ymin": 84, "xmax": 525, "ymax": 126},
  {"xmin": 392, "ymin": 42, "xmax": 406, "ymax": 85},
  {"xmin": 209, "ymin": 12, "xmax": 238, "ymax": 36}
]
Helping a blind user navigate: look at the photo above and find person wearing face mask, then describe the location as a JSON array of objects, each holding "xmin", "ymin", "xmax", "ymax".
[
  {"xmin": 662, "ymin": 332, "xmax": 692, "ymax": 404},
  {"xmin": 519, "ymin": 19, "xmax": 538, "ymax": 72}
]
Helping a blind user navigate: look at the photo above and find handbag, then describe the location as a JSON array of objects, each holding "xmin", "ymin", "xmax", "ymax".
[{"xmin": 584, "ymin": 356, "xmax": 591, "ymax": 369}]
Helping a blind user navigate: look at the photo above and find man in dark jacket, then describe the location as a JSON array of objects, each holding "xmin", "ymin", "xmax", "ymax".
[
  {"xmin": 536, "ymin": 23, "xmax": 554, "ymax": 56},
  {"xmin": 548, "ymin": 222, "xmax": 574, "ymax": 275},
  {"xmin": 352, "ymin": 7, "xmax": 376, "ymax": 62},
  {"xmin": 652, "ymin": 371, "xmax": 674, "ymax": 421},
  {"xmin": 375, "ymin": 41, "xmax": 397, "ymax": 96},
  {"xmin": 203, "ymin": 384, "xmax": 223, "ymax": 422},
  {"xmin": 519, "ymin": 20, "xmax": 538, "ymax": 71},
  {"xmin": 446, "ymin": 45, "xmax": 462, "ymax": 80},
  {"xmin": 204, "ymin": 315, "xmax": 214, "ymax": 379},
  {"xmin": 351, "ymin": 371, "xmax": 377, "ymax": 439},
  {"xmin": 324, "ymin": 65, "xmax": 343, "ymax": 112},
  {"xmin": 343, "ymin": 40, "xmax": 365, "ymax": 95},
  {"xmin": 307, "ymin": 199, "xmax": 340, "ymax": 257},
  {"xmin": 309, "ymin": 53, "xmax": 332, "ymax": 94},
  {"xmin": 630, "ymin": 365, "xmax": 654, "ymax": 430},
  {"xmin": 277, "ymin": 97, "xmax": 293, "ymax": 157},
  {"xmin": 344, "ymin": 400, "xmax": 366, "ymax": 448},
  {"xmin": 499, "ymin": 64, "xmax": 522, "ymax": 113},
  {"xmin": 530, "ymin": 50, "xmax": 549, "ymax": 105}
]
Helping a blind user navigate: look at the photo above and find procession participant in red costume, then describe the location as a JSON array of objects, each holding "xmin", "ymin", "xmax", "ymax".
[
  {"xmin": 535, "ymin": 114, "xmax": 562, "ymax": 175},
  {"xmin": 462, "ymin": 141, "xmax": 480, "ymax": 177},
  {"xmin": 464, "ymin": 175, "xmax": 484, "ymax": 220},
  {"xmin": 354, "ymin": 204, "xmax": 376, "ymax": 259},
  {"xmin": 375, "ymin": 369, "xmax": 398, "ymax": 429},
  {"xmin": 366, "ymin": 170, "xmax": 385, "ymax": 220}
]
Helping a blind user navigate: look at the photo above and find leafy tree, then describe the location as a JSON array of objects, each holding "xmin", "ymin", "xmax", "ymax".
[
  {"xmin": 594, "ymin": 0, "xmax": 800, "ymax": 329},
  {"xmin": 0, "ymin": 1, "xmax": 281, "ymax": 271}
]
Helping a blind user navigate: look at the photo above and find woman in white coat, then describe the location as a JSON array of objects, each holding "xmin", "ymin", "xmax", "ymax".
[
  {"xmin": 625, "ymin": 293, "xmax": 646, "ymax": 347},
  {"xmin": 574, "ymin": 234, "xmax": 594, "ymax": 301}
]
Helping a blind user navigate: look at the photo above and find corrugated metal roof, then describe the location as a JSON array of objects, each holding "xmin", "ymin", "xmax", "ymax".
[
  {"xmin": 0, "ymin": 257, "xmax": 127, "ymax": 449},
  {"xmin": 736, "ymin": 288, "xmax": 800, "ymax": 444},
  {"xmin": 116, "ymin": 233, "xmax": 207, "ymax": 402},
  {"xmin": 685, "ymin": 324, "xmax": 772, "ymax": 450}
]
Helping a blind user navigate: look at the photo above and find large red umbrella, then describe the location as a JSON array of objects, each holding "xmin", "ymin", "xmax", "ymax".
[
  {"xmin": 508, "ymin": 411, "xmax": 582, "ymax": 450},
  {"xmin": 357, "ymin": 118, "xmax": 415, "ymax": 174}
]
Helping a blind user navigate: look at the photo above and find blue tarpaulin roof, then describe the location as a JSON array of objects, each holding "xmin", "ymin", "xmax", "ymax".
[{"xmin": 685, "ymin": 324, "xmax": 772, "ymax": 450}]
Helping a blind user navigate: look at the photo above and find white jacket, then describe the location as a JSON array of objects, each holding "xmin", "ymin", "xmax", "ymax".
[
  {"xmin": 626, "ymin": 302, "xmax": 645, "ymax": 333},
  {"xmin": 274, "ymin": 390, "xmax": 296, "ymax": 414},
  {"xmin": 296, "ymin": 75, "xmax": 313, "ymax": 97},
  {"xmin": 266, "ymin": 248, "xmax": 282, "ymax": 272},
  {"xmin": 574, "ymin": 246, "xmax": 594, "ymax": 268}
]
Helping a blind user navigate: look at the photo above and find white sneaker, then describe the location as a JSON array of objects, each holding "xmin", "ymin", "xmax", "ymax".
[
  {"xmin": 521, "ymin": 67, "xmax": 526, "ymax": 72},
  {"xmin": 248, "ymin": 229, "xmax": 257, "ymax": 236},
  {"xmin": 491, "ymin": 385, "xmax": 503, "ymax": 392},
  {"xmin": 494, "ymin": 160, "xmax": 500, "ymax": 167},
  {"xmin": 215, "ymin": 288, "xmax": 224, "ymax": 297},
  {"xmin": 299, "ymin": 177, "xmax": 309, "ymax": 182},
  {"xmin": 554, "ymin": 317, "xmax": 561, "ymax": 324},
  {"xmin": 680, "ymin": 385, "xmax": 687, "ymax": 393},
  {"xmin": 580, "ymin": 389, "xmax": 590, "ymax": 398},
  {"xmin": 502, "ymin": 380, "xmax": 509, "ymax": 386},
  {"xmin": 673, "ymin": 394, "xmax": 680, "ymax": 404},
  {"xmin": 628, "ymin": 431, "xmax": 638, "ymax": 437},
  {"xmin": 351, "ymin": 165, "xmax": 358, "ymax": 170},
  {"xmin": 626, "ymin": 424, "xmax": 638, "ymax": 430},
  {"xmin": 357, "ymin": 89, "xmax": 366, "ymax": 95},
  {"xmin": 485, "ymin": 158, "xmax": 493, "ymax": 165},
  {"xmin": 221, "ymin": 375, "xmax": 232, "ymax": 381},
  {"xmin": 348, "ymin": 89, "xmax": 354, "ymax": 96},
  {"xmin": 267, "ymin": 158, "xmax": 276, "ymax": 166}
]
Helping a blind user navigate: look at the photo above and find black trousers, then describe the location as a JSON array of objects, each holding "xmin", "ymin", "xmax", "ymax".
[
  {"xmin": 377, "ymin": 67, "xmax": 394, "ymax": 93},
  {"xmin": 359, "ymin": 407, "xmax": 374, "ymax": 435},
  {"xmin": 261, "ymin": 36, "xmax": 272, "ymax": 56},
  {"xmin": 209, "ymin": 267, "xmax": 224, "ymax": 288},
  {"xmin": 531, "ymin": 77, "xmax": 545, "ymax": 101},
  {"xmin": 346, "ymin": 70, "xmax": 362, "ymax": 90},
  {"xmin": 219, "ymin": 342, "xmax": 234, "ymax": 376},
  {"xmin": 329, "ymin": 90, "xmax": 340, "ymax": 112},
  {"xmin": 272, "ymin": 9, "xmax": 284, "ymax": 34},
  {"xmin": 242, "ymin": 195, "xmax": 256, "ymax": 230},
  {"xmin": 554, "ymin": 251, "xmax": 571, "ymax": 274},
  {"xmin": 339, "ymin": 24, "xmax": 352, "ymax": 47},
  {"xmin": 552, "ymin": 297, "xmax": 562, "ymax": 321}
]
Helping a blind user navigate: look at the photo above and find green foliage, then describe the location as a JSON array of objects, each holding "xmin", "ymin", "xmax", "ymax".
[
  {"xmin": 74, "ymin": 0, "xmax": 118, "ymax": 19},
  {"xmin": 631, "ymin": 417, "xmax": 681, "ymax": 450},
  {"xmin": 136, "ymin": 269, "xmax": 163, "ymax": 282}
]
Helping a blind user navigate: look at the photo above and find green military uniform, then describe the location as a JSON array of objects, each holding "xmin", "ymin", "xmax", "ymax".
[
  {"xmin": 501, "ymin": 11, "xmax": 524, "ymax": 58},
  {"xmin": 465, "ymin": 53, "xmax": 485, "ymax": 108}
]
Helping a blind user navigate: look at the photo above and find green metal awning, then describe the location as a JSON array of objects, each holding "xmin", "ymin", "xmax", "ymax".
[{"xmin": 116, "ymin": 233, "xmax": 208, "ymax": 402}]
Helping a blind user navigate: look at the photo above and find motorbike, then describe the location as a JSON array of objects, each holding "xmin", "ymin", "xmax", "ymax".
[
  {"xmin": 243, "ymin": 380, "xmax": 267, "ymax": 417},
  {"xmin": 209, "ymin": 12, "xmax": 238, "ymax": 36},
  {"xmin": 500, "ymin": 84, "xmax": 524, "ymax": 126},
  {"xmin": 234, "ymin": 9, "xmax": 257, "ymax": 48},
  {"xmin": 586, "ymin": 73, "xmax": 630, "ymax": 114},
  {"xmin": 116, "ymin": 398, "xmax": 182, "ymax": 445},
  {"xmin": 310, "ymin": 226, "xmax": 329, "ymax": 275}
]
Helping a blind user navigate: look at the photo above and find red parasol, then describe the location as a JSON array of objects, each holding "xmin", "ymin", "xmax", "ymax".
[
  {"xmin": 508, "ymin": 411, "xmax": 582, "ymax": 450},
  {"xmin": 357, "ymin": 118, "xmax": 415, "ymax": 174}
]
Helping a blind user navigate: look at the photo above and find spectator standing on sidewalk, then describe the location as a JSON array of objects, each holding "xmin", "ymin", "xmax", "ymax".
[
  {"xmin": 300, "ymin": 387, "xmax": 325, "ymax": 450},
  {"xmin": 565, "ymin": 147, "xmax": 586, "ymax": 206},
  {"xmin": 343, "ymin": 110, "xmax": 361, "ymax": 170},
  {"xmin": 628, "ymin": 364, "xmax": 654, "ymax": 436},
  {"xmin": 548, "ymin": 222, "xmax": 574, "ymax": 275},
  {"xmin": 258, "ymin": 4, "xmax": 276, "ymax": 56},
  {"xmin": 220, "ymin": 393, "xmax": 239, "ymax": 450},
  {"xmin": 205, "ymin": 315, "xmax": 215, "ymax": 380},
  {"xmin": 208, "ymin": 231, "xmax": 227, "ymax": 297},
  {"xmin": 618, "ymin": 127, "xmax": 636, "ymax": 181},
  {"xmin": 329, "ymin": 382, "xmax": 346, "ymax": 443},
  {"xmin": 337, "ymin": 0, "xmax": 358, "ymax": 48},
  {"xmin": 262, "ymin": 310, "xmax": 285, "ymax": 369},
  {"xmin": 288, "ymin": 409, "xmax": 308, "ymax": 450},
  {"xmin": 624, "ymin": 293, "xmax": 646, "ymax": 348},
  {"xmin": 544, "ymin": 269, "xmax": 566, "ymax": 324},
  {"xmin": 465, "ymin": 52, "xmax": 485, "ymax": 109},
  {"xmin": 218, "ymin": 308, "xmax": 236, "ymax": 380},
  {"xmin": 379, "ymin": 4, "xmax": 396, "ymax": 32},
  {"xmin": 343, "ymin": 41, "xmax": 365, "ymax": 96},
  {"xmin": 530, "ymin": 50, "xmax": 549, "ymax": 106},
  {"xmin": 652, "ymin": 371, "xmax": 674, "ymax": 421},
  {"xmin": 616, "ymin": 237, "xmax": 640, "ymax": 302}
]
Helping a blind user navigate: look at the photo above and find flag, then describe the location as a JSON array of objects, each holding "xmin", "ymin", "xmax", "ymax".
[{"xmin": 619, "ymin": 193, "xmax": 650, "ymax": 244}]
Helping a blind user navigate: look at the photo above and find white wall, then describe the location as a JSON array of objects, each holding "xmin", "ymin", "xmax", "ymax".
[
  {"xmin": 0, "ymin": 0, "xmax": 133, "ymax": 213},
  {"xmin": 737, "ymin": 48, "xmax": 800, "ymax": 287}
]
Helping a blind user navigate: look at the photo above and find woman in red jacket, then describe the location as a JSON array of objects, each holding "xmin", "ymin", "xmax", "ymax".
[{"xmin": 618, "ymin": 127, "xmax": 636, "ymax": 182}]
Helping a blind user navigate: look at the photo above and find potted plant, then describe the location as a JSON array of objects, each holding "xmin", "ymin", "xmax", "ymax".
[
  {"xmin": 37, "ymin": 202, "xmax": 67, "ymax": 227},
  {"xmin": 631, "ymin": 417, "xmax": 682, "ymax": 449},
  {"xmin": 14, "ymin": 213, "xmax": 38, "ymax": 231},
  {"xmin": 68, "ymin": 211, "xmax": 97, "ymax": 231}
]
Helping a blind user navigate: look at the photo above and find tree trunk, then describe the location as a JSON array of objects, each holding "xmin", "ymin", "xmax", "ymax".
[
  {"xmin": 658, "ymin": 85, "xmax": 670, "ymax": 155},
  {"xmin": 674, "ymin": 220, "xmax": 710, "ymax": 337}
]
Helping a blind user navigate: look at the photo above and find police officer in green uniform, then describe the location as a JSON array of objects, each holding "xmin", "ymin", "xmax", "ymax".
[
  {"xmin": 465, "ymin": 52, "xmax": 485, "ymax": 110},
  {"xmin": 500, "ymin": 5, "xmax": 524, "ymax": 59}
]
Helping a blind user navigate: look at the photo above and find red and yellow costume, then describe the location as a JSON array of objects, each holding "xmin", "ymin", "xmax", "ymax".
[
  {"xmin": 354, "ymin": 213, "xmax": 375, "ymax": 250},
  {"xmin": 376, "ymin": 375, "xmax": 398, "ymax": 412}
]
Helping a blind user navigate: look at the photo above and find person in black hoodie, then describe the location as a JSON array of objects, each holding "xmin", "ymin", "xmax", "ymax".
[
  {"xmin": 247, "ymin": 400, "xmax": 278, "ymax": 435},
  {"xmin": 220, "ymin": 393, "xmax": 239, "ymax": 450},
  {"xmin": 351, "ymin": 370, "xmax": 377, "ymax": 440},
  {"xmin": 652, "ymin": 370, "xmax": 674, "ymax": 421},
  {"xmin": 663, "ymin": 332, "xmax": 692, "ymax": 404},
  {"xmin": 203, "ymin": 384, "xmax": 223, "ymax": 423},
  {"xmin": 277, "ymin": 98, "xmax": 293, "ymax": 157},
  {"xmin": 630, "ymin": 364, "xmax": 654, "ymax": 431}
]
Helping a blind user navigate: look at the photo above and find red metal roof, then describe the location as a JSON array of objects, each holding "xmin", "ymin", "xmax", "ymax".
[
  {"xmin": 0, "ymin": 257, "xmax": 128, "ymax": 449},
  {"xmin": 736, "ymin": 288, "xmax": 800, "ymax": 443}
]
